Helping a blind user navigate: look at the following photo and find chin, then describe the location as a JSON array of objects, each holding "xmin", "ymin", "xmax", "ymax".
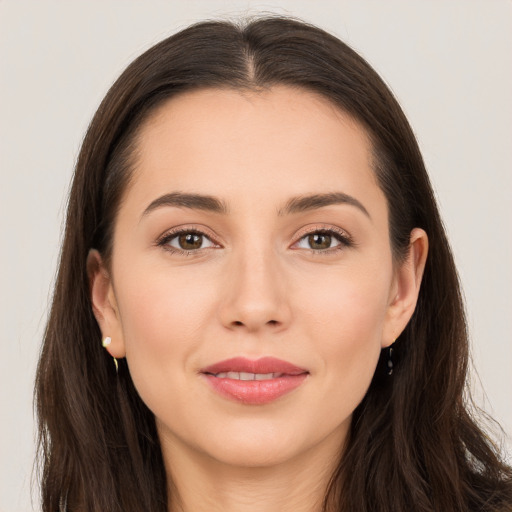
[{"xmin": 206, "ymin": 437, "xmax": 302, "ymax": 469}]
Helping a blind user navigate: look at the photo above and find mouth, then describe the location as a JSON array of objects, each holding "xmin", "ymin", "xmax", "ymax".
[
  {"xmin": 200, "ymin": 357, "xmax": 309, "ymax": 405},
  {"xmin": 206, "ymin": 371, "xmax": 293, "ymax": 380}
]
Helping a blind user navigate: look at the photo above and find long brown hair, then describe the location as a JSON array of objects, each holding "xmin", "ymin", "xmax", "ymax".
[{"xmin": 35, "ymin": 15, "xmax": 512, "ymax": 511}]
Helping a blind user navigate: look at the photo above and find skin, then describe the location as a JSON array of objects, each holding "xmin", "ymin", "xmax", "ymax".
[{"xmin": 89, "ymin": 86, "xmax": 428, "ymax": 512}]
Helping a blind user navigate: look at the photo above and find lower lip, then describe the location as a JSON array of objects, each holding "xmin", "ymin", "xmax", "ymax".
[{"xmin": 203, "ymin": 374, "xmax": 308, "ymax": 405}]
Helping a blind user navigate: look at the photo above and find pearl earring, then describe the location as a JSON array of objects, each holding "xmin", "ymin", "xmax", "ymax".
[{"xmin": 101, "ymin": 336, "xmax": 118, "ymax": 374}]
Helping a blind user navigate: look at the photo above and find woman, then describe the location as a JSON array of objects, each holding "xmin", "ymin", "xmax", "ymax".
[{"xmin": 35, "ymin": 15, "xmax": 512, "ymax": 512}]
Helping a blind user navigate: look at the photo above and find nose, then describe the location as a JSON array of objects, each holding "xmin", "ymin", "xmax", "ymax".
[{"xmin": 217, "ymin": 245, "xmax": 292, "ymax": 333}]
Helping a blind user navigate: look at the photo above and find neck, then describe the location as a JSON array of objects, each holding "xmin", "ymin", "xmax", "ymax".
[{"xmin": 161, "ymin": 430, "xmax": 345, "ymax": 512}]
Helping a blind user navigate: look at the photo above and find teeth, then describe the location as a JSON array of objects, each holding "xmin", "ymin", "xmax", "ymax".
[
  {"xmin": 214, "ymin": 372, "xmax": 280, "ymax": 380},
  {"xmin": 255, "ymin": 373, "xmax": 275, "ymax": 380}
]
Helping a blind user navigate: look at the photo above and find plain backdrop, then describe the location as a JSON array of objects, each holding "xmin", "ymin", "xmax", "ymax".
[{"xmin": 0, "ymin": 1, "xmax": 510, "ymax": 510}]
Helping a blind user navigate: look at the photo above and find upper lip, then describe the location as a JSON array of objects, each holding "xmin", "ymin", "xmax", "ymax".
[{"xmin": 201, "ymin": 357, "xmax": 309, "ymax": 376}]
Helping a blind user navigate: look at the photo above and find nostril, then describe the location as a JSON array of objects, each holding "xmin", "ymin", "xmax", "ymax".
[{"xmin": 231, "ymin": 319, "xmax": 278, "ymax": 327}]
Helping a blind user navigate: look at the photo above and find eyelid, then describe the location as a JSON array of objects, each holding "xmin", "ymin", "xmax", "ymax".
[
  {"xmin": 291, "ymin": 224, "xmax": 354, "ymax": 251},
  {"xmin": 155, "ymin": 224, "xmax": 223, "ymax": 253}
]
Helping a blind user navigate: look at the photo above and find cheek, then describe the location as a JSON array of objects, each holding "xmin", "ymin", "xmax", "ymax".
[
  {"xmin": 301, "ymin": 264, "xmax": 389, "ymax": 339},
  {"xmin": 113, "ymin": 264, "xmax": 218, "ymax": 405},
  {"xmin": 117, "ymin": 261, "xmax": 217, "ymax": 342},
  {"xmin": 298, "ymin": 265, "xmax": 390, "ymax": 386}
]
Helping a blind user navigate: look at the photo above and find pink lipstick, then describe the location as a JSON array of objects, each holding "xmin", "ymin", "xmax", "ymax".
[{"xmin": 200, "ymin": 357, "xmax": 309, "ymax": 405}]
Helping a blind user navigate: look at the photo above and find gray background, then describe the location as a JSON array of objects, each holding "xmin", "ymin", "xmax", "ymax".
[{"xmin": 1, "ymin": 1, "xmax": 510, "ymax": 510}]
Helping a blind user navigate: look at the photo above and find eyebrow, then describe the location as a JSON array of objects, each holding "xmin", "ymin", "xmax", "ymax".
[
  {"xmin": 277, "ymin": 192, "xmax": 370, "ymax": 218},
  {"xmin": 142, "ymin": 192, "xmax": 229, "ymax": 218},
  {"xmin": 141, "ymin": 191, "xmax": 370, "ymax": 219}
]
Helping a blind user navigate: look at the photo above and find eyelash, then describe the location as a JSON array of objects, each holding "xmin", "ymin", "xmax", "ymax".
[
  {"xmin": 156, "ymin": 226, "xmax": 354, "ymax": 256},
  {"xmin": 156, "ymin": 227, "xmax": 219, "ymax": 256},
  {"xmin": 293, "ymin": 226, "xmax": 353, "ymax": 255}
]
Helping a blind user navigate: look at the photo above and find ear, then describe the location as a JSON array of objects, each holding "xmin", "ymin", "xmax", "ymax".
[
  {"xmin": 382, "ymin": 228, "xmax": 428, "ymax": 348},
  {"xmin": 86, "ymin": 249, "xmax": 126, "ymax": 358}
]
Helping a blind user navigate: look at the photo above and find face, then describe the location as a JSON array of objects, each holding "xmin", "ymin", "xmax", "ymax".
[{"xmin": 91, "ymin": 86, "xmax": 425, "ymax": 470}]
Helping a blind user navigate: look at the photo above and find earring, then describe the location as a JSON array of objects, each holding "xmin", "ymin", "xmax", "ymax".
[
  {"xmin": 387, "ymin": 346, "xmax": 394, "ymax": 375},
  {"xmin": 101, "ymin": 336, "xmax": 118, "ymax": 374}
]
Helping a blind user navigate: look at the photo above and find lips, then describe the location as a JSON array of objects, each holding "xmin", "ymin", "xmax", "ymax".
[
  {"xmin": 200, "ymin": 357, "xmax": 309, "ymax": 405},
  {"xmin": 202, "ymin": 357, "xmax": 308, "ymax": 376}
]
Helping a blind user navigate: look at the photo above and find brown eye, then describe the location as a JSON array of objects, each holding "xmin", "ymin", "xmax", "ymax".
[
  {"xmin": 163, "ymin": 230, "xmax": 216, "ymax": 252},
  {"xmin": 307, "ymin": 233, "xmax": 332, "ymax": 250},
  {"xmin": 178, "ymin": 233, "xmax": 203, "ymax": 250},
  {"xmin": 294, "ymin": 229, "xmax": 349, "ymax": 252}
]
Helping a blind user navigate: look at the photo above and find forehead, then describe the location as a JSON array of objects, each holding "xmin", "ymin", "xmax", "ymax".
[{"xmin": 126, "ymin": 85, "xmax": 384, "ymax": 218}]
